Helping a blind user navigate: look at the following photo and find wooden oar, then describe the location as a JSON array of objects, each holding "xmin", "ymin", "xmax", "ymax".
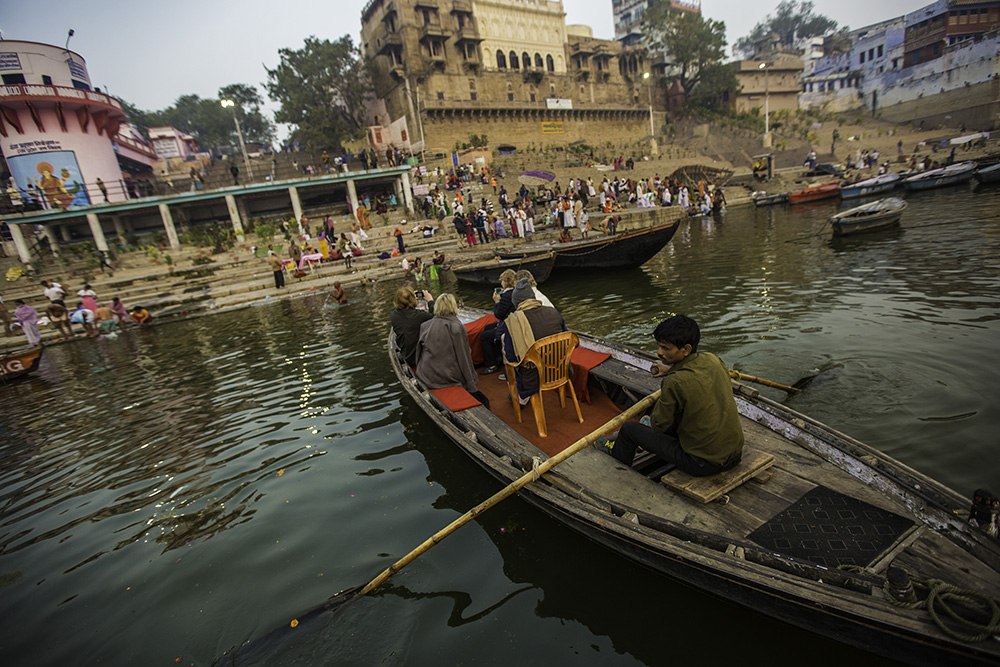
[
  {"xmin": 729, "ymin": 369, "xmax": 801, "ymax": 394},
  {"xmin": 358, "ymin": 388, "xmax": 661, "ymax": 596}
]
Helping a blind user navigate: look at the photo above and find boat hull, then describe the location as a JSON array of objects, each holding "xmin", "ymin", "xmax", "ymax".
[
  {"xmin": 830, "ymin": 198, "xmax": 907, "ymax": 236},
  {"xmin": 388, "ymin": 317, "xmax": 1000, "ymax": 667},
  {"xmin": 841, "ymin": 181, "xmax": 899, "ymax": 199},
  {"xmin": 788, "ymin": 182, "xmax": 841, "ymax": 204},
  {"xmin": 498, "ymin": 222, "xmax": 679, "ymax": 271},
  {"xmin": 0, "ymin": 346, "xmax": 43, "ymax": 380},
  {"xmin": 903, "ymin": 163, "xmax": 977, "ymax": 191},
  {"xmin": 451, "ymin": 253, "xmax": 555, "ymax": 285},
  {"xmin": 974, "ymin": 164, "xmax": 1000, "ymax": 184}
]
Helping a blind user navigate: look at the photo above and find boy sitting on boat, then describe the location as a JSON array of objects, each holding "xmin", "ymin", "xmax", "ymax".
[{"xmin": 601, "ymin": 315, "xmax": 744, "ymax": 477}]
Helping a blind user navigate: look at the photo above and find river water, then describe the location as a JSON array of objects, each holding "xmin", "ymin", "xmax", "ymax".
[{"xmin": 1, "ymin": 184, "xmax": 998, "ymax": 665}]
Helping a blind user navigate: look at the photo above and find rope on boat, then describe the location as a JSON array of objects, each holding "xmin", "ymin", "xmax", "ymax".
[
  {"xmin": 530, "ymin": 457, "xmax": 542, "ymax": 481},
  {"xmin": 839, "ymin": 564, "xmax": 1000, "ymax": 642}
]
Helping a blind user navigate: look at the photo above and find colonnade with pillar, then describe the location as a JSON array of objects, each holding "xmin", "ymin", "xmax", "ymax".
[{"xmin": 4, "ymin": 168, "xmax": 416, "ymax": 266}]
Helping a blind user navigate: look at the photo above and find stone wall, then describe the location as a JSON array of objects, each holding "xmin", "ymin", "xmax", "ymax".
[{"xmin": 876, "ymin": 78, "xmax": 1000, "ymax": 130}]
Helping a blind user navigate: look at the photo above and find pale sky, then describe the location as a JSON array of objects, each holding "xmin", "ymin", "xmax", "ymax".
[{"xmin": 2, "ymin": 0, "xmax": 923, "ymax": 112}]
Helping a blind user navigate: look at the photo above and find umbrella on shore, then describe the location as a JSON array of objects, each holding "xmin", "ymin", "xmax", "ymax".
[{"xmin": 518, "ymin": 170, "xmax": 556, "ymax": 187}]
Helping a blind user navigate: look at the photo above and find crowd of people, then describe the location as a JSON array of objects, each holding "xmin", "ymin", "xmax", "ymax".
[{"xmin": 2, "ymin": 280, "xmax": 153, "ymax": 347}]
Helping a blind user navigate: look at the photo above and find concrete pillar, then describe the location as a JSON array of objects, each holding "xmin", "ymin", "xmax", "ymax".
[
  {"xmin": 7, "ymin": 223, "xmax": 33, "ymax": 269},
  {"xmin": 112, "ymin": 215, "xmax": 127, "ymax": 242},
  {"xmin": 158, "ymin": 203, "xmax": 181, "ymax": 249},
  {"xmin": 346, "ymin": 179, "xmax": 360, "ymax": 215},
  {"xmin": 59, "ymin": 224, "xmax": 72, "ymax": 243},
  {"xmin": 41, "ymin": 224, "xmax": 61, "ymax": 255},
  {"xmin": 400, "ymin": 171, "xmax": 414, "ymax": 214},
  {"xmin": 288, "ymin": 186, "xmax": 303, "ymax": 225},
  {"xmin": 225, "ymin": 194, "xmax": 245, "ymax": 242},
  {"xmin": 85, "ymin": 213, "xmax": 109, "ymax": 252}
]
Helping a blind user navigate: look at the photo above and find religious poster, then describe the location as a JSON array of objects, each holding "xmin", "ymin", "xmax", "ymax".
[{"xmin": 7, "ymin": 150, "xmax": 92, "ymax": 209}]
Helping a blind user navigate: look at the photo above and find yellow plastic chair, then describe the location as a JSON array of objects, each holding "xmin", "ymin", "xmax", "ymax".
[{"xmin": 505, "ymin": 331, "xmax": 583, "ymax": 437}]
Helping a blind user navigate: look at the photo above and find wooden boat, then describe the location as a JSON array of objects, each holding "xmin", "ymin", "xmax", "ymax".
[
  {"xmin": 841, "ymin": 173, "xmax": 901, "ymax": 199},
  {"xmin": 788, "ymin": 181, "xmax": 841, "ymax": 204},
  {"xmin": 497, "ymin": 222, "xmax": 679, "ymax": 271},
  {"xmin": 830, "ymin": 197, "xmax": 908, "ymax": 236},
  {"xmin": 751, "ymin": 191, "xmax": 789, "ymax": 207},
  {"xmin": 974, "ymin": 163, "xmax": 1000, "ymax": 185},
  {"xmin": 390, "ymin": 315, "xmax": 1000, "ymax": 667},
  {"xmin": 0, "ymin": 346, "xmax": 43, "ymax": 381},
  {"xmin": 903, "ymin": 162, "xmax": 977, "ymax": 191},
  {"xmin": 450, "ymin": 252, "xmax": 556, "ymax": 286}
]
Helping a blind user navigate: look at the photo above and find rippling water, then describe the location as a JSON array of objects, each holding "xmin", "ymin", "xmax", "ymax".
[{"xmin": 1, "ymin": 184, "xmax": 997, "ymax": 665}]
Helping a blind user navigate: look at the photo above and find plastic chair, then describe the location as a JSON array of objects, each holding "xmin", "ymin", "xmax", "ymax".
[{"xmin": 505, "ymin": 331, "xmax": 583, "ymax": 437}]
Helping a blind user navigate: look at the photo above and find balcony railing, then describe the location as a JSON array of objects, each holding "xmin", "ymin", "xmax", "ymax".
[{"xmin": 0, "ymin": 84, "xmax": 125, "ymax": 113}]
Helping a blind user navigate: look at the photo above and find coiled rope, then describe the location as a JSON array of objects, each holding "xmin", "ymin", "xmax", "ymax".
[{"xmin": 839, "ymin": 564, "xmax": 1000, "ymax": 642}]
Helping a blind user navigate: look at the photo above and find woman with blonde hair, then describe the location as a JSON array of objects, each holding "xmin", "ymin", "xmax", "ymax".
[{"xmin": 415, "ymin": 293, "xmax": 489, "ymax": 408}]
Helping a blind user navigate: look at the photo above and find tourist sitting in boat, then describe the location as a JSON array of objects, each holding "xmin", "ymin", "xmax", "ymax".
[
  {"xmin": 479, "ymin": 270, "xmax": 518, "ymax": 375},
  {"xmin": 499, "ymin": 279, "xmax": 567, "ymax": 405},
  {"xmin": 514, "ymin": 269, "xmax": 553, "ymax": 308},
  {"xmin": 415, "ymin": 293, "xmax": 489, "ymax": 409},
  {"xmin": 130, "ymin": 307, "xmax": 153, "ymax": 326},
  {"xmin": 391, "ymin": 286, "xmax": 434, "ymax": 367},
  {"xmin": 599, "ymin": 315, "xmax": 744, "ymax": 477}
]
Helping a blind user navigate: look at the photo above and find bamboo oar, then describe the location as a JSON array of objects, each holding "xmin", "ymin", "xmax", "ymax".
[
  {"xmin": 728, "ymin": 369, "xmax": 801, "ymax": 394},
  {"xmin": 357, "ymin": 389, "xmax": 662, "ymax": 596}
]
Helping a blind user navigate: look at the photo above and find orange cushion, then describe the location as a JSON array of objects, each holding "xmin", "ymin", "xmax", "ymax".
[
  {"xmin": 464, "ymin": 314, "xmax": 499, "ymax": 365},
  {"xmin": 430, "ymin": 386, "xmax": 481, "ymax": 412}
]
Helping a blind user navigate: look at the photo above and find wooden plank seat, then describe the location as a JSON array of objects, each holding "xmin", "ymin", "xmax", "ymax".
[{"xmin": 660, "ymin": 446, "xmax": 775, "ymax": 503}]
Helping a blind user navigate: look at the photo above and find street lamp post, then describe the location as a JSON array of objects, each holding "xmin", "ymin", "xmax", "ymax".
[
  {"xmin": 642, "ymin": 72, "xmax": 659, "ymax": 156},
  {"xmin": 221, "ymin": 99, "xmax": 254, "ymax": 181},
  {"xmin": 758, "ymin": 62, "xmax": 771, "ymax": 148}
]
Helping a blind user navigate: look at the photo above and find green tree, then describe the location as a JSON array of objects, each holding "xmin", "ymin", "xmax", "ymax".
[
  {"xmin": 217, "ymin": 83, "xmax": 276, "ymax": 146},
  {"xmin": 688, "ymin": 63, "xmax": 740, "ymax": 112},
  {"xmin": 642, "ymin": 3, "xmax": 728, "ymax": 97},
  {"xmin": 734, "ymin": 1, "xmax": 838, "ymax": 57},
  {"xmin": 264, "ymin": 35, "xmax": 371, "ymax": 151}
]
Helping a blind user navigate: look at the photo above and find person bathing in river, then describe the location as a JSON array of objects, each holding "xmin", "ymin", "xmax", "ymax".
[
  {"xmin": 598, "ymin": 315, "xmax": 744, "ymax": 477},
  {"xmin": 331, "ymin": 282, "xmax": 347, "ymax": 305}
]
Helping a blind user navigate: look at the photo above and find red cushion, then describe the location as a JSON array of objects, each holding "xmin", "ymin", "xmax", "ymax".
[
  {"xmin": 570, "ymin": 347, "xmax": 611, "ymax": 404},
  {"xmin": 430, "ymin": 386, "xmax": 481, "ymax": 412},
  {"xmin": 464, "ymin": 314, "xmax": 499, "ymax": 365}
]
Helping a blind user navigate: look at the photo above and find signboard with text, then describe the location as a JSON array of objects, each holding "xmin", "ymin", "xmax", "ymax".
[{"xmin": 541, "ymin": 121, "xmax": 565, "ymax": 134}]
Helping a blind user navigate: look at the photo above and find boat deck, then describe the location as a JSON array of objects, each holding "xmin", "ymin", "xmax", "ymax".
[{"xmin": 464, "ymin": 357, "xmax": 1000, "ymax": 601}]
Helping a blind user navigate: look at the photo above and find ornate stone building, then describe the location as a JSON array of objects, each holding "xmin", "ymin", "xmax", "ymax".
[{"xmin": 360, "ymin": 0, "xmax": 666, "ymax": 157}]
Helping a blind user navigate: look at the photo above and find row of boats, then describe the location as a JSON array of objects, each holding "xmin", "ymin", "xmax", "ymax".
[{"xmin": 754, "ymin": 160, "xmax": 1000, "ymax": 207}]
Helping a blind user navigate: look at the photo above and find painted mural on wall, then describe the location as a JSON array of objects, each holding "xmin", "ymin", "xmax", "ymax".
[{"xmin": 7, "ymin": 150, "xmax": 91, "ymax": 209}]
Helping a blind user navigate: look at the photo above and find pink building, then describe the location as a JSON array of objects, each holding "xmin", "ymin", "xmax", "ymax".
[{"xmin": 0, "ymin": 40, "xmax": 156, "ymax": 207}]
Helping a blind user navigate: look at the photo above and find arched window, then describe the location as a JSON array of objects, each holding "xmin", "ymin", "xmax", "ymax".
[
  {"xmin": 535, "ymin": 53, "xmax": 543, "ymax": 69},
  {"xmin": 523, "ymin": 52, "xmax": 531, "ymax": 69},
  {"xmin": 496, "ymin": 50, "xmax": 507, "ymax": 69},
  {"xmin": 546, "ymin": 54, "xmax": 555, "ymax": 72},
  {"xmin": 550, "ymin": 84, "xmax": 556, "ymax": 95},
  {"xmin": 510, "ymin": 51, "xmax": 519, "ymax": 70}
]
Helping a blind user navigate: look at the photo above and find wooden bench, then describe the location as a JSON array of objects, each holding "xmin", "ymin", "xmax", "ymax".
[{"xmin": 660, "ymin": 446, "xmax": 774, "ymax": 503}]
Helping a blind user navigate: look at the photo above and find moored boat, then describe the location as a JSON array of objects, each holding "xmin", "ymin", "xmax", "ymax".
[
  {"xmin": 903, "ymin": 161, "xmax": 977, "ymax": 191},
  {"xmin": 841, "ymin": 173, "xmax": 902, "ymax": 199},
  {"xmin": 497, "ymin": 222, "xmax": 679, "ymax": 271},
  {"xmin": 389, "ymin": 313, "xmax": 1000, "ymax": 667},
  {"xmin": 788, "ymin": 181, "xmax": 841, "ymax": 204},
  {"xmin": 450, "ymin": 252, "xmax": 556, "ymax": 285},
  {"xmin": 751, "ymin": 191, "xmax": 789, "ymax": 207},
  {"xmin": 830, "ymin": 197, "xmax": 907, "ymax": 236},
  {"xmin": 0, "ymin": 346, "xmax": 43, "ymax": 381},
  {"xmin": 974, "ymin": 163, "xmax": 1000, "ymax": 185}
]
